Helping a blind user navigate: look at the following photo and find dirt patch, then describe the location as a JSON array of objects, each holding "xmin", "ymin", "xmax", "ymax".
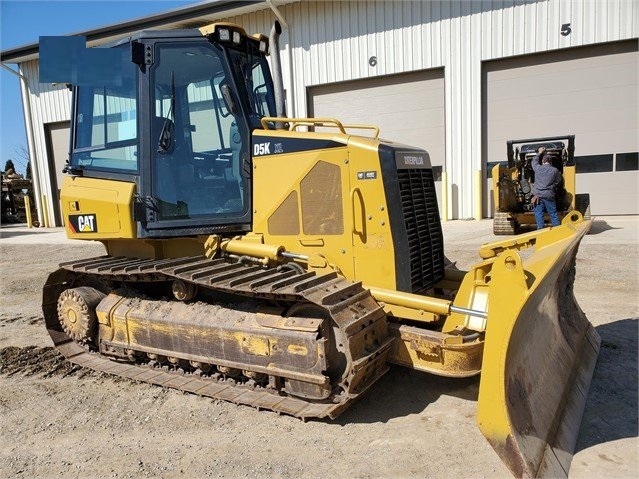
[
  {"xmin": 0, "ymin": 346, "xmax": 108, "ymax": 381},
  {"xmin": 1, "ymin": 346, "xmax": 69, "ymax": 377}
]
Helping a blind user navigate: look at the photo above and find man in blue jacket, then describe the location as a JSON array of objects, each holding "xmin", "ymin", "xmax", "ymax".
[{"xmin": 531, "ymin": 146, "xmax": 563, "ymax": 229}]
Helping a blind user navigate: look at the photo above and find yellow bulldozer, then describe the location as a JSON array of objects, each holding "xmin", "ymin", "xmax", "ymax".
[
  {"xmin": 1, "ymin": 170, "xmax": 37, "ymax": 225},
  {"xmin": 492, "ymin": 136, "xmax": 591, "ymax": 235},
  {"xmin": 42, "ymin": 22, "xmax": 599, "ymax": 478}
]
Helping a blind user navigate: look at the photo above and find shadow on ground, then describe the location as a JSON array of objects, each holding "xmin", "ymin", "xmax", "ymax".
[
  {"xmin": 576, "ymin": 317, "xmax": 639, "ymax": 451},
  {"xmin": 0, "ymin": 230, "xmax": 47, "ymax": 239},
  {"xmin": 331, "ymin": 317, "xmax": 638, "ymax": 450},
  {"xmin": 0, "ymin": 224, "xmax": 56, "ymax": 240},
  {"xmin": 587, "ymin": 219, "xmax": 622, "ymax": 235},
  {"xmin": 334, "ymin": 365, "xmax": 479, "ymax": 425}
]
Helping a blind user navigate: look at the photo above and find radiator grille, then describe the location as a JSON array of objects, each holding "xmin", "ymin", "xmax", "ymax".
[{"xmin": 397, "ymin": 168, "xmax": 445, "ymax": 292}]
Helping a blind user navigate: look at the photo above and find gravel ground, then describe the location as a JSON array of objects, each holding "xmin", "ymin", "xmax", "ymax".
[{"xmin": 0, "ymin": 217, "xmax": 636, "ymax": 478}]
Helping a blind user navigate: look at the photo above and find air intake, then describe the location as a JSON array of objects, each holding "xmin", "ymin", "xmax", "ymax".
[{"xmin": 396, "ymin": 168, "xmax": 445, "ymax": 293}]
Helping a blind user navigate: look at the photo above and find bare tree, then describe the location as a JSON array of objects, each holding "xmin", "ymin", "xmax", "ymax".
[{"xmin": 12, "ymin": 145, "xmax": 30, "ymax": 174}]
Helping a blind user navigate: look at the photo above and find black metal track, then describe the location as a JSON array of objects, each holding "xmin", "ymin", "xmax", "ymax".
[{"xmin": 43, "ymin": 255, "xmax": 393, "ymax": 419}]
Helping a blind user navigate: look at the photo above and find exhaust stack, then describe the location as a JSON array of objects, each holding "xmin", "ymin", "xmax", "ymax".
[{"xmin": 269, "ymin": 20, "xmax": 285, "ymax": 128}]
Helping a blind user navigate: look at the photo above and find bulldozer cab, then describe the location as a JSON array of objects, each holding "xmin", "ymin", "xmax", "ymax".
[
  {"xmin": 508, "ymin": 136, "xmax": 574, "ymax": 178},
  {"xmin": 67, "ymin": 26, "xmax": 276, "ymax": 238}
]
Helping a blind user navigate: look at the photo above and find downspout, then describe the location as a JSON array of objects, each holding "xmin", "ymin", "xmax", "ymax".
[
  {"xmin": 266, "ymin": 0, "xmax": 295, "ymax": 118},
  {"xmin": 1, "ymin": 62, "xmax": 44, "ymax": 227}
]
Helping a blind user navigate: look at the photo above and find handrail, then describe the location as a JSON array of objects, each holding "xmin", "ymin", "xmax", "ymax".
[
  {"xmin": 259, "ymin": 117, "xmax": 380, "ymax": 138},
  {"xmin": 350, "ymin": 187, "xmax": 366, "ymax": 240}
]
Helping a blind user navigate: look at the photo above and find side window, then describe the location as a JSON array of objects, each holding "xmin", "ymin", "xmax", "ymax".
[
  {"xmin": 107, "ymin": 94, "xmax": 137, "ymax": 142},
  {"xmin": 75, "ymin": 88, "xmax": 105, "ymax": 148},
  {"xmin": 228, "ymin": 49, "xmax": 275, "ymax": 124},
  {"xmin": 251, "ymin": 63, "xmax": 271, "ymax": 117},
  {"xmin": 186, "ymin": 78, "xmax": 232, "ymax": 153},
  {"xmin": 71, "ymin": 47, "xmax": 138, "ymax": 172}
]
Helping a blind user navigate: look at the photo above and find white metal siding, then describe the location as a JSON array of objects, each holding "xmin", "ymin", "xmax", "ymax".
[{"xmin": 20, "ymin": 60, "xmax": 72, "ymax": 226}]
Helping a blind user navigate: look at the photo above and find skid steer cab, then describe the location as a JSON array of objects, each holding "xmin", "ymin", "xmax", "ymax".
[
  {"xmin": 492, "ymin": 135, "xmax": 591, "ymax": 235},
  {"xmin": 43, "ymin": 21, "xmax": 599, "ymax": 479}
]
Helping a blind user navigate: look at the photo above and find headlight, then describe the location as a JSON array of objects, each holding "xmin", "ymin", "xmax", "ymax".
[{"xmin": 218, "ymin": 28, "xmax": 230, "ymax": 41}]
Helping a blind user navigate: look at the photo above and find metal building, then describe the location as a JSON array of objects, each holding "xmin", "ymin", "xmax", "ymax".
[{"xmin": 1, "ymin": 0, "xmax": 637, "ymax": 227}]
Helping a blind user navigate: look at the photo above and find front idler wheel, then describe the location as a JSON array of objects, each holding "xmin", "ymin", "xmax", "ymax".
[{"xmin": 56, "ymin": 287, "xmax": 106, "ymax": 343}]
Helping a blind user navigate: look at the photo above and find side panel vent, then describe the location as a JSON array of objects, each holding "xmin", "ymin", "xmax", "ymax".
[
  {"xmin": 268, "ymin": 191, "xmax": 300, "ymax": 235},
  {"xmin": 300, "ymin": 161, "xmax": 344, "ymax": 235}
]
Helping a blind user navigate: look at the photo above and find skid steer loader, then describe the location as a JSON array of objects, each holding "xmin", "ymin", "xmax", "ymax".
[
  {"xmin": 492, "ymin": 136, "xmax": 591, "ymax": 235},
  {"xmin": 41, "ymin": 22, "xmax": 599, "ymax": 478}
]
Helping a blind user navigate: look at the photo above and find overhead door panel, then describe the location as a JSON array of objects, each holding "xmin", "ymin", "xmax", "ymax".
[
  {"xmin": 484, "ymin": 40, "xmax": 638, "ymax": 215},
  {"xmin": 45, "ymin": 121, "xmax": 71, "ymax": 225}
]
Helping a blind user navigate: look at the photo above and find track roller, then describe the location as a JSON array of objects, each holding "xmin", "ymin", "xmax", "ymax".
[{"xmin": 172, "ymin": 279, "xmax": 198, "ymax": 301}]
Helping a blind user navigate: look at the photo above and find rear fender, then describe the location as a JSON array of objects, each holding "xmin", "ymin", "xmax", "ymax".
[{"xmin": 477, "ymin": 214, "xmax": 600, "ymax": 477}]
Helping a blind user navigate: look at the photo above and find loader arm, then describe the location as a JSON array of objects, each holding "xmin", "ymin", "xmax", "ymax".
[{"xmin": 477, "ymin": 213, "xmax": 599, "ymax": 477}]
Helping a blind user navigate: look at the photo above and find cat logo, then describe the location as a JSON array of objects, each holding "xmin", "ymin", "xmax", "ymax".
[{"xmin": 68, "ymin": 214, "xmax": 98, "ymax": 233}]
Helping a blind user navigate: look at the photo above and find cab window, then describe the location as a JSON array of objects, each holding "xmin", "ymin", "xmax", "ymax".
[
  {"xmin": 151, "ymin": 42, "xmax": 247, "ymax": 221},
  {"xmin": 71, "ymin": 44, "xmax": 138, "ymax": 172}
]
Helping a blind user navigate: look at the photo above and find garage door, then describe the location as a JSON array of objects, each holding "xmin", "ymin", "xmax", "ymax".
[
  {"xmin": 44, "ymin": 121, "xmax": 71, "ymax": 226},
  {"xmin": 484, "ymin": 40, "xmax": 638, "ymax": 216},
  {"xmin": 308, "ymin": 69, "xmax": 446, "ymax": 208}
]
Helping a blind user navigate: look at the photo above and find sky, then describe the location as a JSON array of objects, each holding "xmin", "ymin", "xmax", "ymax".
[{"xmin": 0, "ymin": 0, "xmax": 199, "ymax": 173}]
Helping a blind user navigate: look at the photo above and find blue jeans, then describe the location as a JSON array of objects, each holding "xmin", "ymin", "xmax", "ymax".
[{"xmin": 534, "ymin": 198, "xmax": 560, "ymax": 229}]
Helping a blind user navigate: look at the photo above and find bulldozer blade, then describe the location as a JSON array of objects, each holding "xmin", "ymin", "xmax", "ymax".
[{"xmin": 476, "ymin": 216, "xmax": 600, "ymax": 478}]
